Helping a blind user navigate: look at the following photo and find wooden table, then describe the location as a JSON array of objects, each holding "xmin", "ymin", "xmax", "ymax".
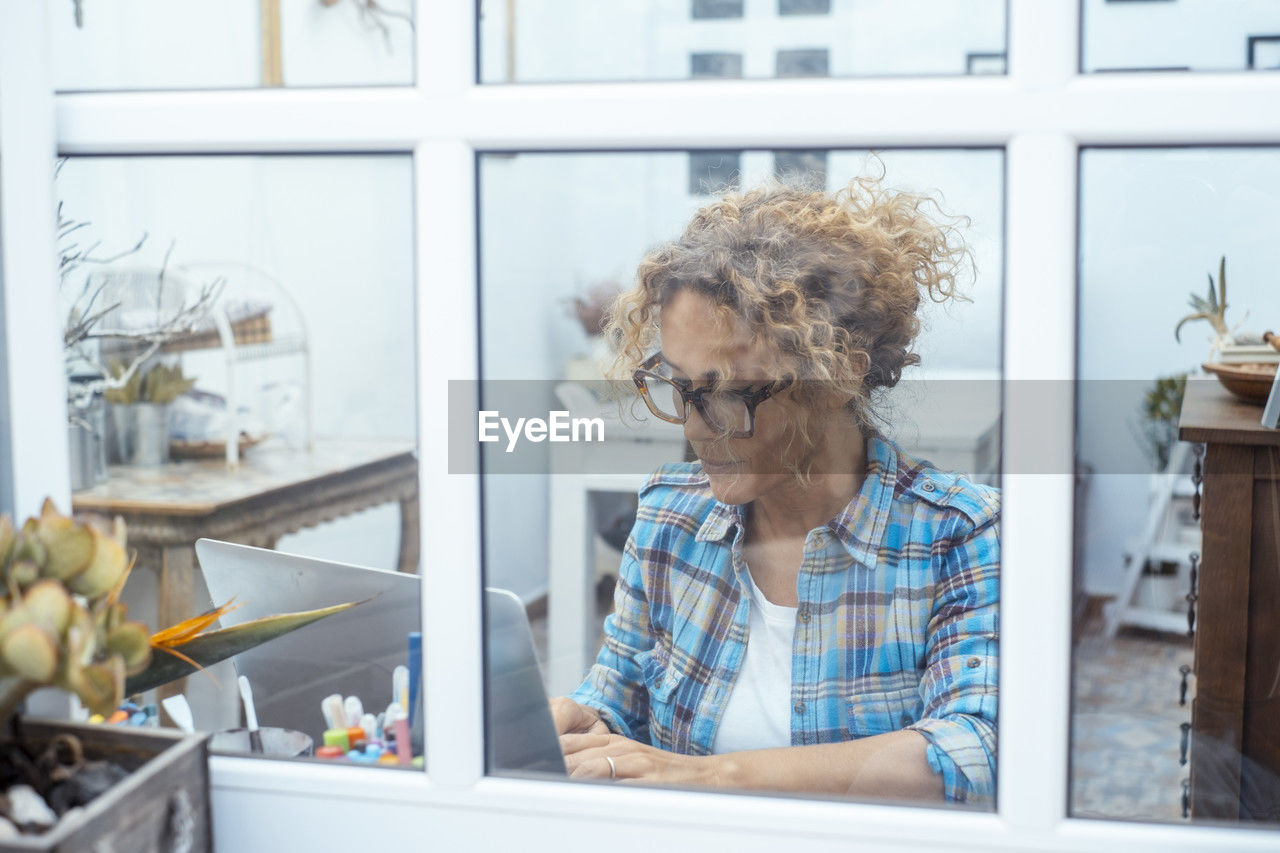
[
  {"xmin": 72, "ymin": 439, "xmax": 419, "ymax": 710},
  {"xmin": 1178, "ymin": 378, "xmax": 1280, "ymax": 821}
]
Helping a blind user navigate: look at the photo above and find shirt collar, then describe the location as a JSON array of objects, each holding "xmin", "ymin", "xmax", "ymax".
[
  {"xmin": 696, "ymin": 498, "xmax": 741, "ymax": 544},
  {"xmin": 826, "ymin": 433, "xmax": 898, "ymax": 571},
  {"xmin": 693, "ymin": 434, "xmax": 898, "ymax": 571}
]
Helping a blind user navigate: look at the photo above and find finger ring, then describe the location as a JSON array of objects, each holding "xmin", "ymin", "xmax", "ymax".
[{"xmin": 605, "ymin": 755, "xmax": 617, "ymax": 779}]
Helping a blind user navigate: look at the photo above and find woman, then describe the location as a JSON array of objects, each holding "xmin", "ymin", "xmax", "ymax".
[{"xmin": 550, "ymin": 178, "xmax": 999, "ymax": 804}]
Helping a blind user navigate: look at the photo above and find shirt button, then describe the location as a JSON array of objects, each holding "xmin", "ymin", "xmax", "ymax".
[
  {"xmin": 812, "ymin": 533, "xmax": 827, "ymax": 547},
  {"xmin": 966, "ymin": 657, "xmax": 982, "ymax": 669},
  {"xmin": 793, "ymin": 701, "xmax": 805, "ymax": 715},
  {"xmin": 921, "ymin": 482, "xmax": 936, "ymax": 492},
  {"xmin": 799, "ymin": 607, "xmax": 811, "ymax": 623},
  {"xmin": 899, "ymin": 714, "xmax": 913, "ymax": 727}
]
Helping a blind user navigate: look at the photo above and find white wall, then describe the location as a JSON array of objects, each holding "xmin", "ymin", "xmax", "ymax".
[{"xmin": 1077, "ymin": 146, "xmax": 1280, "ymax": 595}]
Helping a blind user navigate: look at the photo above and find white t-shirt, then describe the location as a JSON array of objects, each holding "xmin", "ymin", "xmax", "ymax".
[{"xmin": 710, "ymin": 571, "xmax": 797, "ymax": 754}]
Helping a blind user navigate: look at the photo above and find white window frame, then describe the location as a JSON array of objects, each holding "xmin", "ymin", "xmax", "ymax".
[{"xmin": 2, "ymin": 0, "xmax": 1279, "ymax": 849}]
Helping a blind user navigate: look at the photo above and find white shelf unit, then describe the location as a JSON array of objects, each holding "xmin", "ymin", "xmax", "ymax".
[{"xmin": 1104, "ymin": 442, "xmax": 1203, "ymax": 639}]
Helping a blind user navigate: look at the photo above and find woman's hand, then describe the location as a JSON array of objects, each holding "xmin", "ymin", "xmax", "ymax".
[
  {"xmin": 560, "ymin": 732, "xmax": 725, "ymax": 786},
  {"xmin": 549, "ymin": 697, "xmax": 610, "ymax": 736}
]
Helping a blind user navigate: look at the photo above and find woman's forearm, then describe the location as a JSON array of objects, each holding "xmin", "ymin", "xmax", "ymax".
[{"xmin": 710, "ymin": 729, "xmax": 944, "ymax": 801}]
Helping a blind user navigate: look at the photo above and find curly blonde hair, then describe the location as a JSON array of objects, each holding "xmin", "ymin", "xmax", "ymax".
[{"xmin": 607, "ymin": 175, "xmax": 971, "ymax": 455}]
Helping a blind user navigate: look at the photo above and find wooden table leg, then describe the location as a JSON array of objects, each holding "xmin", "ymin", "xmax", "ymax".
[
  {"xmin": 398, "ymin": 489, "xmax": 420, "ymax": 574},
  {"xmin": 156, "ymin": 545, "xmax": 196, "ymax": 726}
]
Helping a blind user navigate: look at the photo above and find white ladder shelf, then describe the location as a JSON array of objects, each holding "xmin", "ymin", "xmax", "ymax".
[{"xmin": 1103, "ymin": 441, "xmax": 1202, "ymax": 639}]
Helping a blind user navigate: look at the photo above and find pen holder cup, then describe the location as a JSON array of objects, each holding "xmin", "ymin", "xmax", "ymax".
[{"xmin": 210, "ymin": 727, "xmax": 314, "ymax": 757}]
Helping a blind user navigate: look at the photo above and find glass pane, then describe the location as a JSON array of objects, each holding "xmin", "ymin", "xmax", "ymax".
[
  {"xmin": 1082, "ymin": 0, "xmax": 1280, "ymax": 73},
  {"xmin": 57, "ymin": 154, "xmax": 420, "ymax": 768},
  {"xmin": 50, "ymin": 0, "xmax": 414, "ymax": 91},
  {"xmin": 475, "ymin": 149, "xmax": 1003, "ymax": 808},
  {"xmin": 479, "ymin": 0, "xmax": 1006, "ymax": 83},
  {"xmin": 1073, "ymin": 147, "xmax": 1280, "ymax": 824}
]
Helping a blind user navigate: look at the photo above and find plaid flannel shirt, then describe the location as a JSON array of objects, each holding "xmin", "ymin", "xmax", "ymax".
[{"xmin": 570, "ymin": 434, "xmax": 1000, "ymax": 803}]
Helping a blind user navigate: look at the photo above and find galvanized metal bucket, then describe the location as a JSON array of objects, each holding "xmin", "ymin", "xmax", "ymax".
[{"xmin": 110, "ymin": 402, "xmax": 172, "ymax": 466}]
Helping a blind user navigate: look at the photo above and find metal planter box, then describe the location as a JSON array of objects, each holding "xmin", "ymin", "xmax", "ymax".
[{"xmin": 2, "ymin": 719, "xmax": 211, "ymax": 853}]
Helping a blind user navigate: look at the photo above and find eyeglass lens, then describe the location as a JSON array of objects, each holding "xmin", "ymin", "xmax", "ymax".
[
  {"xmin": 642, "ymin": 374, "xmax": 686, "ymax": 421},
  {"xmin": 641, "ymin": 374, "xmax": 750, "ymax": 434}
]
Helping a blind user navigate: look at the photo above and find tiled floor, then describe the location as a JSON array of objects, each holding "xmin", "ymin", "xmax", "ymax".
[
  {"xmin": 1071, "ymin": 629, "xmax": 1194, "ymax": 822},
  {"xmin": 532, "ymin": 590, "xmax": 1194, "ymax": 822}
]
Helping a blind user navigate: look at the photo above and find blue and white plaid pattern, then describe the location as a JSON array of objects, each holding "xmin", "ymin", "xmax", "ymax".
[{"xmin": 570, "ymin": 434, "xmax": 1000, "ymax": 803}]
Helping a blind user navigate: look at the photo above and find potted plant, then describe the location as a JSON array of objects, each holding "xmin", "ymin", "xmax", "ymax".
[
  {"xmin": 563, "ymin": 280, "xmax": 623, "ymax": 381},
  {"xmin": 0, "ymin": 500, "xmax": 358, "ymax": 846},
  {"xmin": 1132, "ymin": 373, "xmax": 1187, "ymax": 475},
  {"xmin": 1174, "ymin": 256, "xmax": 1237, "ymax": 357},
  {"xmin": 1128, "ymin": 374, "xmax": 1190, "ymax": 613},
  {"xmin": 59, "ymin": 189, "xmax": 223, "ymax": 478},
  {"xmin": 103, "ymin": 361, "xmax": 196, "ymax": 466},
  {"xmin": 1176, "ymin": 256, "xmax": 1278, "ymax": 402}
]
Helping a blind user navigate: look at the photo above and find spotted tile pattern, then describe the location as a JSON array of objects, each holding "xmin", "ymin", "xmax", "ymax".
[{"xmin": 1071, "ymin": 631, "xmax": 1194, "ymax": 821}]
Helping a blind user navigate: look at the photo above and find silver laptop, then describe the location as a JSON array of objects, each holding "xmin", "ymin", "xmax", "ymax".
[
  {"xmin": 484, "ymin": 587, "xmax": 568, "ymax": 776},
  {"xmin": 196, "ymin": 539, "xmax": 566, "ymax": 775}
]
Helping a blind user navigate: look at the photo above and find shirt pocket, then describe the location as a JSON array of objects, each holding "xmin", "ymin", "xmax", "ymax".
[
  {"xmin": 846, "ymin": 670, "xmax": 925, "ymax": 738},
  {"xmin": 635, "ymin": 645, "xmax": 684, "ymax": 705}
]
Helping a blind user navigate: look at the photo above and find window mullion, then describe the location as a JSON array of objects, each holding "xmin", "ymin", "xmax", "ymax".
[
  {"xmin": 417, "ymin": 138, "xmax": 485, "ymax": 787},
  {"xmin": 997, "ymin": 0, "xmax": 1079, "ymax": 831},
  {"xmin": 415, "ymin": 0, "xmax": 484, "ymax": 787},
  {"xmin": 1000, "ymin": 131, "xmax": 1078, "ymax": 831}
]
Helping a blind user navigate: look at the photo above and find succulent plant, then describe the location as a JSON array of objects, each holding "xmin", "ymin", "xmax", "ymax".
[
  {"xmin": 0, "ymin": 500, "xmax": 149, "ymax": 721},
  {"xmin": 2, "ymin": 499, "xmax": 367, "ymax": 727}
]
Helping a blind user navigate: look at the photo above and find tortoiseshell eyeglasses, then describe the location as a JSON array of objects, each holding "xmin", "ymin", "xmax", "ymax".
[{"xmin": 631, "ymin": 353, "xmax": 790, "ymax": 439}]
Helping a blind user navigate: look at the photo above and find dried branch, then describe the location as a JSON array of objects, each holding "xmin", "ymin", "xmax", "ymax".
[
  {"xmin": 65, "ymin": 274, "xmax": 226, "ymax": 405},
  {"xmin": 58, "ymin": 176, "xmax": 224, "ymax": 407},
  {"xmin": 59, "ymin": 205, "xmax": 148, "ymax": 350},
  {"xmin": 321, "ymin": 0, "xmax": 414, "ymax": 53},
  {"xmin": 73, "ymin": 276, "xmax": 225, "ymax": 346}
]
